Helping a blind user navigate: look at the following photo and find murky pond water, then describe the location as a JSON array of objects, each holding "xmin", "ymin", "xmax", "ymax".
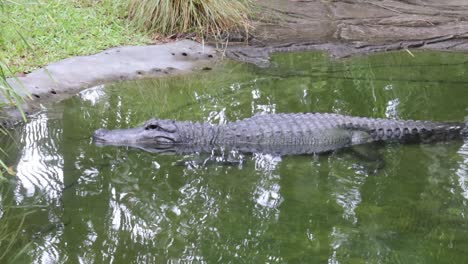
[{"xmin": 1, "ymin": 51, "xmax": 468, "ymax": 263}]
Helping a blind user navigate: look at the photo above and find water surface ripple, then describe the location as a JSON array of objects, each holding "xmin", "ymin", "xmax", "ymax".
[{"xmin": 1, "ymin": 51, "xmax": 468, "ymax": 263}]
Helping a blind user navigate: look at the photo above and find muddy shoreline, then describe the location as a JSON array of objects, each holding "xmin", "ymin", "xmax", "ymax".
[{"xmin": 227, "ymin": 0, "xmax": 468, "ymax": 67}]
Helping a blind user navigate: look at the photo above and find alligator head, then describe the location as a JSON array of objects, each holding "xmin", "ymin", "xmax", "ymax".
[{"xmin": 93, "ymin": 119, "xmax": 182, "ymax": 153}]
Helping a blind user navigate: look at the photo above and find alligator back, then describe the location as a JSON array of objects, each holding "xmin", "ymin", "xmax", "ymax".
[{"xmin": 213, "ymin": 113, "xmax": 465, "ymax": 154}]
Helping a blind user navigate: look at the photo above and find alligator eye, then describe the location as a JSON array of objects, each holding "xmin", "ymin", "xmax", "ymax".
[{"xmin": 145, "ymin": 124, "xmax": 160, "ymax": 130}]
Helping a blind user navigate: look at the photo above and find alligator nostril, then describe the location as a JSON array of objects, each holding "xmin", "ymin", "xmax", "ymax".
[{"xmin": 93, "ymin": 129, "xmax": 108, "ymax": 139}]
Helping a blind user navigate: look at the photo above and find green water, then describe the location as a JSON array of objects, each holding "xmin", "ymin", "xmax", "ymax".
[{"xmin": 1, "ymin": 51, "xmax": 468, "ymax": 263}]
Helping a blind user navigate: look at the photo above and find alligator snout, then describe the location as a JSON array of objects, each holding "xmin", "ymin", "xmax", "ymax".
[
  {"xmin": 93, "ymin": 128, "xmax": 110, "ymax": 142},
  {"xmin": 93, "ymin": 127, "xmax": 147, "ymax": 144}
]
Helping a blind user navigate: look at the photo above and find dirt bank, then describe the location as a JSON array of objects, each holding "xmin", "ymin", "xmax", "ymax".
[{"xmin": 227, "ymin": 0, "xmax": 468, "ymax": 67}]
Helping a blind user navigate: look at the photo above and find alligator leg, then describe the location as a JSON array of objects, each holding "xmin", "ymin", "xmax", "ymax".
[
  {"xmin": 349, "ymin": 143, "xmax": 385, "ymax": 174},
  {"xmin": 174, "ymin": 149, "xmax": 246, "ymax": 168},
  {"xmin": 174, "ymin": 157, "xmax": 244, "ymax": 168}
]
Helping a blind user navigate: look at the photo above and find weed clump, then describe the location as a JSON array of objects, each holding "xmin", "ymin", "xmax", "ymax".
[{"xmin": 127, "ymin": 0, "xmax": 252, "ymax": 39}]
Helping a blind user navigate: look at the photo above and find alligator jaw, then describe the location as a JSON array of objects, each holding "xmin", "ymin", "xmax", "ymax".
[
  {"xmin": 93, "ymin": 127, "xmax": 184, "ymax": 154},
  {"xmin": 94, "ymin": 127, "xmax": 142, "ymax": 144},
  {"xmin": 93, "ymin": 126, "xmax": 179, "ymax": 145}
]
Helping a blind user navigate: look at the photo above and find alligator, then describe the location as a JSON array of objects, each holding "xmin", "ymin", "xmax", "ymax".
[{"xmin": 93, "ymin": 113, "xmax": 467, "ymax": 155}]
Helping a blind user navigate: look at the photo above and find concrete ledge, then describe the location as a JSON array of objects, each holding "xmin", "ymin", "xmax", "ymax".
[{"xmin": 4, "ymin": 40, "xmax": 217, "ymax": 117}]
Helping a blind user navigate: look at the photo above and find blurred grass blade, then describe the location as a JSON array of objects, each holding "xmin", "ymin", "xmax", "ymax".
[{"xmin": 0, "ymin": 61, "xmax": 28, "ymax": 121}]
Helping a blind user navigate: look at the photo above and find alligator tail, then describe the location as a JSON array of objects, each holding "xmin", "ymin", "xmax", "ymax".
[{"xmin": 442, "ymin": 122, "xmax": 468, "ymax": 141}]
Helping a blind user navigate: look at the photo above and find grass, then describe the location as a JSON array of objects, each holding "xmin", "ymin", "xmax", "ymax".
[
  {"xmin": 1, "ymin": 1, "xmax": 32, "ymax": 259},
  {"xmin": 0, "ymin": 184, "xmax": 39, "ymax": 263},
  {"xmin": 128, "ymin": 0, "xmax": 252, "ymax": 38},
  {"xmin": 0, "ymin": 0, "xmax": 151, "ymax": 75},
  {"xmin": 0, "ymin": 209, "xmax": 32, "ymax": 263},
  {"xmin": 1, "ymin": 0, "xmax": 254, "ymax": 76},
  {"xmin": 0, "ymin": 60, "xmax": 28, "ymax": 181},
  {"xmin": 0, "ymin": 62, "xmax": 32, "ymax": 258}
]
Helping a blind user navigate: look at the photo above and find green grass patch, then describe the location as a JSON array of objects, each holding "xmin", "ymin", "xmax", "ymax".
[
  {"xmin": 0, "ymin": 0, "xmax": 151, "ymax": 75},
  {"xmin": 0, "ymin": 184, "xmax": 41, "ymax": 263},
  {"xmin": 0, "ymin": 0, "xmax": 254, "ymax": 76}
]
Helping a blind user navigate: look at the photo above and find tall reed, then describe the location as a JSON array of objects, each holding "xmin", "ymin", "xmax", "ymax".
[
  {"xmin": 0, "ymin": 1, "xmax": 27, "ymax": 182},
  {"xmin": 127, "ymin": 0, "xmax": 252, "ymax": 38}
]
